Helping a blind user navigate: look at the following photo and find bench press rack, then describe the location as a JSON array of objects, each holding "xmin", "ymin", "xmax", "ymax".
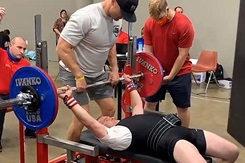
[{"xmin": 37, "ymin": 130, "xmax": 99, "ymax": 163}]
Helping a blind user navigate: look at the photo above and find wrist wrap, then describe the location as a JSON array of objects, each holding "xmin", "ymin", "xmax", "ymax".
[
  {"xmin": 63, "ymin": 95, "xmax": 78, "ymax": 109},
  {"xmin": 126, "ymin": 82, "xmax": 137, "ymax": 92}
]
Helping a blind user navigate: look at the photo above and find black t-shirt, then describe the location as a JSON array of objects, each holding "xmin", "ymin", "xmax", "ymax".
[{"xmin": 0, "ymin": 32, "xmax": 10, "ymax": 50}]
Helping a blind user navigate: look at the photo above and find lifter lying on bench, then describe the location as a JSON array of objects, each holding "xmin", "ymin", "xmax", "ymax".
[{"xmin": 57, "ymin": 75, "xmax": 239, "ymax": 163}]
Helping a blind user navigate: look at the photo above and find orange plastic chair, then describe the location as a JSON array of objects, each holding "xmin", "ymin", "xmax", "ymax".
[{"xmin": 192, "ymin": 50, "xmax": 219, "ymax": 93}]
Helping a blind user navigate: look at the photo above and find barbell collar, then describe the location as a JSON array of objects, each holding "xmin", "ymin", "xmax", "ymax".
[{"xmin": 57, "ymin": 73, "xmax": 143, "ymax": 95}]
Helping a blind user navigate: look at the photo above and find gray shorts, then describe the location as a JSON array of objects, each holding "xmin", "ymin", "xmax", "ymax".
[{"xmin": 59, "ymin": 66, "xmax": 113, "ymax": 105}]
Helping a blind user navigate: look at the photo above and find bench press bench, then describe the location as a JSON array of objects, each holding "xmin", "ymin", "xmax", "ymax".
[
  {"xmin": 80, "ymin": 130, "xmax": 171, "ymax": 163},
  {"xmin": 80, "ymin": 130, "xmax": 213, "ymax": 163}
]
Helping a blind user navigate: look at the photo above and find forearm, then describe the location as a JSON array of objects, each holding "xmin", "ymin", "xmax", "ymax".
[
  {"xmin": 169, "ymin": 54, "xmax": 187, "ymax": 77},
  {"xmin": 56, "ymin": 39, "xmax": 83, "ymax": 78},
  {"xmin": 107, "ymin": 45, "xmax": 119, "ymax": 72},
  {"xmin": 126, "ymin": 82, "xmax": 143, "ymax": 115},
  {"xmin": 63, "ymin": 95, "xmax": 107, "ymax": 138},
  {"xmin": 62, "ymin": 52, "xmax": 83, "ymax": 78},
  {"xmin": 71, "ymin": 105, "xmax": 107, "ymax": 138},
  {"xmin": 54, "ymin": 29, "xmax": 60, "ymax": 35},
  {"xmin": 130, "ymin": 90, "xmax": 143, "ymax": 115}
]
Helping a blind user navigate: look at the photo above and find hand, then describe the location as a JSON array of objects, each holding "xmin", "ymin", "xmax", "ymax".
[
  {"xmin": 109, "ymin": 71, "xmax": 119, "ymax": 87},
  {"xmin": 122, "ymin": 74, "xmax": 133, "ymax": 85},
  {"xmin": 0, "ymin": 7, "xmax": 6, "ymax": 22},
  {"xmin": 57, "ymin": 85, "xmax": 73, "ymax": 99},
  {"xmin": 163, "ymin": 75, "xmax": 174, "ymax": 84},
  {"xmin": 75, "ymin": 78, "xmax": 87, "ymax": 93}
]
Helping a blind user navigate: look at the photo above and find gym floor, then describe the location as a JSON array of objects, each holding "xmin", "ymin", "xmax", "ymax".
[{"xmin": 0, "ymin": 61, "xmax": 244, "ymax": 163}]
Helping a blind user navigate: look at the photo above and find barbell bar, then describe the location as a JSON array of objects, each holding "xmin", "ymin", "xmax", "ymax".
[
  {"xmin": 56, "ymin": 73, "xmax": 144, "ymax": 95},
  {"xmin": 0, "ymin": 73, "xmax": 144, "ymax": 110},
  {"xmin": 0, "ymin": 73, "xmax": 144, "ymax": 109}
]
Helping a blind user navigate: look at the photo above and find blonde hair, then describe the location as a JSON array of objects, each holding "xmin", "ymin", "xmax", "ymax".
[{"xmin": 149, "ymin": 0, "xmax": 168, "ymax": 20}]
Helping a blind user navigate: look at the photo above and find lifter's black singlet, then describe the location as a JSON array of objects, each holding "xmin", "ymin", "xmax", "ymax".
[{"xmin": 117, "ymin": 114, "xmax": 165, "ymax": 150}]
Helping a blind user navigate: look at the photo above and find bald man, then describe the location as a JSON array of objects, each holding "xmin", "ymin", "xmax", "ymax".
[{"xmin": 0, "ymin": 37, "xmax": 30, "ymax": 152}]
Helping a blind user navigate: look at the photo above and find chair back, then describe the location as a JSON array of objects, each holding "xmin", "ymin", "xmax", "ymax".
[{"xmin": 196, "ymin": 50, "xmax": 218, "ymax": 71}]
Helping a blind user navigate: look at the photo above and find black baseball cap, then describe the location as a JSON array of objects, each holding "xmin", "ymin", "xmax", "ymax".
[{"xmin": 116, "ymin": 0, "xmax": 138, "ymax": 22}]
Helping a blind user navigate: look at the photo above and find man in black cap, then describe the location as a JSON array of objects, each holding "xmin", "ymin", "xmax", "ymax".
[
  {"xmin": 116, "ymin": 0, "xmax": 138, "ymax": 22},
  {"xmin": 56, "ymin": 0, "xmax": 139, "ymax": 146}
]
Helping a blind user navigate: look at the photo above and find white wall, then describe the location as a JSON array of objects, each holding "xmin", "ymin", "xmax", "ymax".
[
  {"xmin": 169, "ymin": 0, "xmax": 240, "ymax": 78},
  {"xmin": 0, "ymin": 0, "xmax": 240, "ymax": 77},
  {"xmin": 0, "ymin": 0, "xmax": 92, "ymax": 62}
]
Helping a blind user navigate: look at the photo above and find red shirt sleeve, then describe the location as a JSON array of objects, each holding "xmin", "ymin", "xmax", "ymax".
[{"xmin": 178, "ymin": 22, "xmax": 194, "ymax": 48}]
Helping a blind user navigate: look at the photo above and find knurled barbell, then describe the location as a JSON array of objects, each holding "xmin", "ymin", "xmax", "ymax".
[
  {"xmin": 0, "ymin": 74, "xmax": 143, "ymax": 110},
  {"xmin": 56, "ymin": 73, "xmax": 143, "ymax": 94}
]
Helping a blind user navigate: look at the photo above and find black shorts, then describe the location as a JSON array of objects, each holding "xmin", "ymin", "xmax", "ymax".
[
  {"xmin": 157, "ymin": 126, "xmax": 206, "ymax": 162},
  {"xmin": 145, "ymin": 73, "xmax": 191, "ymax": 108}
]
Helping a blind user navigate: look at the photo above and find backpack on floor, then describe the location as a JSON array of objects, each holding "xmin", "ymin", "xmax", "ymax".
[{"xmin": 205, "ymin": 63, "xmax": 224, "ymax": 83}]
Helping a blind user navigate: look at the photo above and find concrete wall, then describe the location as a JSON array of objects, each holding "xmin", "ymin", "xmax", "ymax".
[
  {"xmin": 0, "ymin": 0, "xmax": 240, "ymax": 77},
  {"xmin": 0, "ymin": 0, "xmax": 92, "ymax": 62}
]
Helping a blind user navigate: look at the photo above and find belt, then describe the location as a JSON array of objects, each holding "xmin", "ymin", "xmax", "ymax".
[{"xmin": 147, "ymin": 114, "xmax": 181, "ymax": 151}]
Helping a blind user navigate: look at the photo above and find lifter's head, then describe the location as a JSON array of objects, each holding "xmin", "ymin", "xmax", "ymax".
[{"xmin": 97, "ymin": 116, "xmax": 120, "ymax": 127}]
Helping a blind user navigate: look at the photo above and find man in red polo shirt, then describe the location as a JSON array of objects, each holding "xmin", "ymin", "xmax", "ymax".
[
  {"xmin": 0, "ymin": 37, "xmax": 30, "ymax": 152},
  {"xmin": 116, "ymin": 27, "xmax": 128, "ymax": 44},
  {"xmin": 143, "ymin": 0, "xmax": 194, "ymax": 127}
]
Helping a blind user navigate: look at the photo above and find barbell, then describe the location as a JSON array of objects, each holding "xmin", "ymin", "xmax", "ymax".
[
  {"xmin": 0, "ymin": 52, "xmax": 164, "ymax": 130},
  {"xmin": 1, "ymin": 74, "xmax": 144, "ymax": 109},
  {"xmin": 1, "ymin": 73, "xmax": 144, "ymax": 109},
  {"xmin": 56, "ymin": 74, "xmax": 143, "ymax": 95}
]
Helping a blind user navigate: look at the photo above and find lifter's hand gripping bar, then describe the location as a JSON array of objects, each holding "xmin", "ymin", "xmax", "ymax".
[{"xmin": 57, "ymin": 73, "xmax": 143, "ymax": 95}]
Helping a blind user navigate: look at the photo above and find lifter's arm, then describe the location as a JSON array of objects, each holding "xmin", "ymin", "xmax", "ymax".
[
  {"xmin": 58, "ymin": 86, "xmax": 107, "ymax": 139},
  {"xmin": 70, "ymin": 103, "xmax": 107, "ymax": 139},
  {"xmin": 129, "ymin": 89, "xmax": 144, "ymax": 115},
  {"xmin": 123, "ymin": 75, "xmax": 144, "ymax": 115}
]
